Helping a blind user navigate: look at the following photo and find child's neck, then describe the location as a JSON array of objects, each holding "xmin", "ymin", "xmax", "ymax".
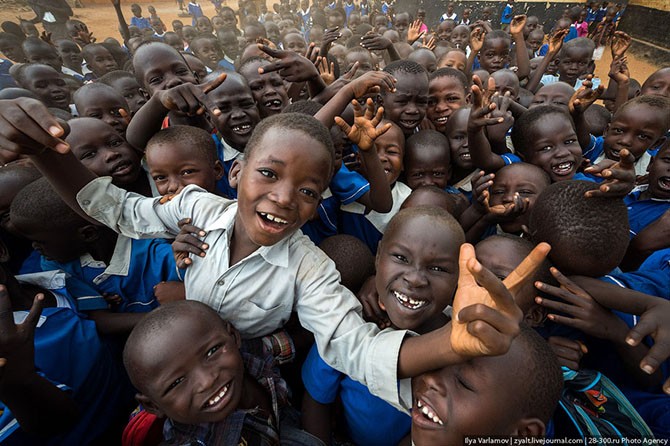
[
  {"xmin": 239, "ymin": 373, "xmax": 273, "ymax": 419},
  {"xmin": 414, "ymin": 312, "xmax": 449, "ymax": 335},
  {"xmin": 230, "ymin": 215, "xmax": 261, "ymax": 266}
]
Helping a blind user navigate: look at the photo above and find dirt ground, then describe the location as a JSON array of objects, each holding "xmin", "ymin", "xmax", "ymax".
[{"xmin": 0, "ymin": 1, "xmax": 661, "ymax": 83}]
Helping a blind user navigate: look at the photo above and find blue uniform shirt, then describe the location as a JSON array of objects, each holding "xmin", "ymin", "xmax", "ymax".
[
  {"xmin": 302, "ymin": 344, "xmax": 411, "ymax": 446},
  {"xmin": 623, "ymin": 185, "xmax": 670, "ymax": 238},
  {"xmin": 41, "ymin": 236, "xmax": 180, "ymax": 313},
  {"xmin": 213, "ymin": 133, "xmax": 242, "ymax": 199}
]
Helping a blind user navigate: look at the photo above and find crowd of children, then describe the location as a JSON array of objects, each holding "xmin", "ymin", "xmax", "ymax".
[{"xmin": 0, "ymin": 0, "xmax": 668, "ymax": 444}]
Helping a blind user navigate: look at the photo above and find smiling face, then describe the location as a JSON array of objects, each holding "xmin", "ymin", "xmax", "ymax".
[
  {"xmin": 603, "ymin": 103, "xmax": 668, "ymax": 161},
  {"xmin": 530, "ymin": 82, "xmax": 573, "ymax": 110},
  {"xmin": 375, "ymin": 213, "xmax": 460, "ymax": 331},
  {"xmin": 437, "ymin": 51, "xmax": 466, "ymax": 72},
  {"xmin": 207, "ymin": 74, "xmax": 261, "ymax": 150},
  {"xmin": 66, "ymin": 118, "xmax": 141, "ymax": 186},
  {"xmin": 557, "ymin": 47, "xmax": 591, "ymax": 85},
  {"xmin": 192, "ymin": 38, "xmax": 222, "ymax": 69},
  {"xmin": 411, "ymin": 337, "xmax": 528, "ymax": 445},
  {"xmin": 450, "ymin": 25, "xmax": 470, "ymax": 50},
  {"xmin": 524, "ymin": 114, "xmax": 582, "ymax": 182},
  {"xmin": 382, "ymin": 71, "xmax": 429, "ymax": 136},
  {"xmin": 374, "ymin": 122, "xmax": 405, "ymax": 184},
  {"xmin": 23, "ymin": 65, "xmax": 70, "ymax": 110},
  {"xmin": 230, "ymin": 128, "xmax": 332, "ymax": 249},
  {"xmin": 445, "ymin": 108, "xmax": 473, "ymax": 171},
  {"xmin": 405, "ymin": 143, "xmax": 451, "ymax": 190},
  {"xmin": 282, "ymin": 32, "xmax": 307, "ymax": 56},
  {"xmin": 427, "ymin": 75, "xmax": 467, "ymax": 132},
  {"xmin": 135, "ymin": 44, "xmax": 197, "ymax": 95},
  {"xmin": 135, "ymin": 308, "xmax": 245, "ymax": 425},
  {"xmin": 84, "ymin": 46, "xmax": 119, "ymax": 78},
  {"xmin": 488, "ymin": 163, "xmax": 550, "ymax": 233},
  {"xmin": 646, "ymin": 145, "xmax": 670, "ymax": 199},
  {"xmin": 147, "ymin": 142, "xmax": 223, "ymax": 196},
  {"xmin": 238, "ymin": 60, "xmax": 288, "ymax": 118},
  {"xmin": 436, "ymin": 21, "xmax": 455, "ymax": 41}
]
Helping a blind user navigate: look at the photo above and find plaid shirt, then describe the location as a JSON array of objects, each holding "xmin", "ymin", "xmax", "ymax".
[{"xmin": 162, "ymin": 353, "xmax": 288, "ymax": 446}]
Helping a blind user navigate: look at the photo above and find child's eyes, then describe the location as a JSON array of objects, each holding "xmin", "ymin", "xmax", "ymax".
[
  {"xmin": 429, "ymin": 265, "xmax": 447, "ymax": 273},
  {"xmin": 300, "ymin": 188, "xmax": 319, "ymax": 200},
  {"xmin": 206, "ymin": 344, "xmax": 221, "ymax": 358},
  {"xmin": 491, "ymin": 189, "xmax": 505, "ymax": 195},
  {"xmin": 181, "ymin": 169, "xmax": 196, "ymax": 175},
  {"xmin": 258, "ymin": 168, "xmax": 277, "ymax": 179},
  {"xmin": 456, "ymin": 374, "xmax": 473, "ymax": 391},
  {"xmin": 80, "ymin": 151, "xmax": 96, "ymax": 160},
  {"xmin": 88, "ymin": 112, "xmax": 102, "ymax": 119},
  {"xmin": 166, "ymin": 376, "xmax": 185, "ymax": 393},
  {"xmin": 109, "ymin": 139, "xmax": 124, "ymax": 147},
  {"xmin": 411, "ymin": 172, "xmax": 424, "ymax": 178},
  {"xmin": 637, "ymin": 134, "xmax": 651, "ymax": 140},
  {"xmin": 539, "ymin": 145, "xmax": 552, "ymax": 152},
  {"xmin": 564, "ymin": 139, "xmax": 577, "ymax": 145},
  {"xmin": 392, "ymin": 253, "xmax": 408, "ymax": 263},
  {"xmin": 432, "ymin": 171, "xmax": 445, "ymax": 177},
  {"xmin": 152, "ymin": 175, "xmax": 166, "ymax": 182},
  {"xmin": 149, "ymin": 76, "xmax": 163, "ymax": 85}
]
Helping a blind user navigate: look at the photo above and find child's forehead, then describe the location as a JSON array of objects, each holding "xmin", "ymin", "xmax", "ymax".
[
  {"xmin": 26, "ymin": 65, "xmax": 60, "ymax": 79},
  {"xmin": 430, "ymin": 75, "xmax": 464, "ymax": 91},
  {"xmin": 79, "ymin": 90, "xmax": 126, "ymax": 108},
  {"xmin": 483, "ymin": 38, "xmax": 509, "ymax": 51},
  {"xmin": 563, "ymin": 46, "xmax": 591, "ymax": 59},
  {"xmin": 613, "ymin": 104, "xmax": 667, "ymax": 129},
  {"xmin": 66, "ymin": 118, "xmax": 118, "ymax": 144},
  {"xmin": 208, "ymin": 75, "xmax": 251, "ymax": 97},
  {"xmin": 406, "ymin": 142, "xmax": 448, "ymax": 161},
  {"xmin": 376, "ymin": 123, "xmax": 405, "ymax": 146}
]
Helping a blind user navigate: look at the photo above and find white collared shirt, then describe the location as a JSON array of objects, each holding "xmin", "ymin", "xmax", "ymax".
[{"xmin": 77, "ymin": 177, "xmax": 412, "ymax": 410}]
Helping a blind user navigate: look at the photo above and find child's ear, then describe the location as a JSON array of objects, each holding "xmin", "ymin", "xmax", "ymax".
[
  {"xmin": 228, "ymin": 159, "xmax": 244, "ymax": 189},
  {"xmin": 513, "ymin": 418, "xmax": 545, "ymax": 437},
  {"xmin": 465, "ymin": 91, "xmax": 472, "ymax": 104},
  {"xmin": 213, "ymin": 160, "xmax": 225, "ymax": 181},
  {"xmin": 135, "ymin": 393, "xmax": 166, "ymax": 418},
  {"xmin": 223, "ymin": 321, "xmax": 242, "ymax": 348},
  {"xmin": 77, "ymin": 224, "xmax": 101, "ymax": 244},
  {"xmin": 523, "ymin": 305, "xmax": 547, "ymax": 328}
]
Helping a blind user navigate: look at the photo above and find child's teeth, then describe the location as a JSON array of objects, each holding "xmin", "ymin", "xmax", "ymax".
[
  {"xmin": 208, "ymin": 384, "xmax": 229, "ymax": 407},
  {"xmin": 419, "ymin": 401, "xmax": 443, "ymax": 425},
  {"xmin": 261, "ymin": 212, "xmax": 288, "ymax": 224}
]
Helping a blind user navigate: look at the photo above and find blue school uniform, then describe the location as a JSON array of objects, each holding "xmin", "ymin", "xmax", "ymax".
[
  {"xmin": 583, "ymin": 135, "xmax": 653, "ymax": 178},
  {"xmin": 213, "ymin": 133, "xmax": 242, "ymax": 199},
  {"xmin": 501, "ymin": 4, "xmax": 513, "ymax": 25},
  {"xmin": 0, "ymin": 271, "xmax": 133, "ymax": 445},
  {"xmin": 130, "ymin": 16, "xmax": 151, "ymax": 30},
  {"xmin": 565, "ymin": 24, "xmax": 578, "ymax": 42},
  {"xmin": 302, "ymin": 344, "xmax": 411, "ymax": 445},
  {"xmin": 188, "ymin": 2, "xmax": 204, "ymax": 26},
  {"xmin": 339, "ymin": 181, "xmax": 411, "ymax": 254},
  {"xmin": 41, "ymin": 236, "xmax": 180, "ymax": 313},
  {"xmin": 623, "ymin": 185, "xmax": 670, "ymax": 239},
  {"xmin": 300, "ymin": 164, "xmax": 371, "ymax": 245}
]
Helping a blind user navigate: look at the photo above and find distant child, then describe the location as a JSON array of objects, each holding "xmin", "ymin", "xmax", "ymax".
[
  {"xmin": 129, "ymin": 3, "xmax": 151, "ymax": 30},
  {"xmin": 640, "ymin": 67, "xmax": 670, "ymax": 98},
  {"xmin": 81, "ymin": 43, "xmax": 119, "ymax": 79},
  {"xmin": 11, "ymin": 63, "xmax": 72, "ymax": 113},
  {"xmin": 22, "ymin": 38, "xmax": 63, "ymax": 74},
  {"xmin": 436, "ymin": 49, "xmax": 467, "ymax": 72},
  {"xmin": 380, "ymin": 60, "xmax": 429, "ymax": 137},
  {"xmin": 187, "ymin": 1, "xmax": 204, "ymax": 27},
  {"xmin": 501, "ymin": 0, "xmax": 514, "ymax": 31},
  {"xmin": 450, "ymin": 25, "xmax": 470, "ymax": 52},
  {"xmin": 303, "ymin": 207, "xmax": 465, "ymax": 445},
  {"xmin": 444, "ymin": 107, "xmax": 476, "ymax": 194},
  {"xmin": 190, "ymin": 35, "xmax": 224, "ymax": 71},
  {"xmin": 98, "ymin": 70, "xmax": 148, "ymax": 116},
  {"xmin": 237, "ymin": 56, "xmax": 289, "ymax": 118},
  {"xmin": 55, "ymin": 39, "xmax": 89, "ymax": 81}
]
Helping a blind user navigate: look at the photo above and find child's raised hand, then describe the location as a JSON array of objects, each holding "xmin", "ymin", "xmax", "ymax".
[
  {"xmin": 583, "ymin": 148, "xmax": 636, "ymax": 198},
  {"xmin": 0, "ymin": 98, "xmax": 70, "ymax": 155},
  {"xmin": 155, "ymin": 72, "xmax": 226, "ymax": 117},
  {"xmin": 610, "ymin": 31, "xmax": 632, "ymax": 60},
  {"xmin": 316, "ymin": 56, "xmax": 336, "ymax": 85},
  {"xmin": 335, "ymin": 98, "xmax": 391, "ymax": 152},
  {"xmin": 345, "ymin": 69, "xmax": 396, "ymax": 98},
  {"xmin": 305, "ymin": 42, "xmax": 320, "ymax": 64},
  {"xmin": 509, "ymin": 14, "xmax": 527, "ymax": 36},
  {"xmin": 547, "ymin": 336, "xmax": 587, "ymax": 370},
  {"xmin": 470, "ymin": 170, "xmax": 495, "ymax": 213},
  {"xmin": 469, "ymin": 27, "xmax": 486, "ymax": 53},
  {"xmin": 535, "ymin": 267, "xmax": 627, "ymax": 342},
  {"xmin": 548, "ymin": 28, "xmax": 569, "ymax": 55},
  {"xmin": 450, "ymin": 243, "xmax": 550, "ymax": 357},
  {"xmin": 0, "ymin": 285, "xmax": 44, "ymax": 381},
  {"xmin": 171, "ymin": 217, "xmax": 208, "ymax": 269},
  {"xmin": 407, "ymin": 19, "xmax": 425, "ymax": 44},
  {"xmin": 320, "ymin": 27, "xmax": 341, "ymax": 54},
  {"xmin": 608, "ymin": 56, "xmax": 630, "ymax": 85},
  {"xmin": 481, "ymin": 189, "xmax": 529, "ymax": 222},
  {"xmin": 360, "ymin": 31, "xmax": 393, "ymax": 51},
  {"xmin": 569, "ymin": 75, "xmax": 605, "ymax": 115},
  {"xmin": 486, "ymin": 92, "xmax": 515, "ymax": 143},
  {"xmin": 624, "ymin": 296, "xmax": 670, "ymax": 394},
  {"xmin": 258, "ymin": 45, "xmax": 321, "ymax": 82},
  {"xmin": 419, "ymin": 34, "xmax": 436, "ymax": 51}
]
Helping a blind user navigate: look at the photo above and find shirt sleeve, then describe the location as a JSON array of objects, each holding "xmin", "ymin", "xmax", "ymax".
[
  {"xmin": 500, "ymin": 153, "xmax": 522, "ymax": 165},
  {"xmin": 77, "ymin": 177, "xmax": 234, "ymax": 240},
  {"xmin": 329, "ymin": 164, "xmax": 371, "ymax": 205},
  {"xmin": 293, "ymin": 240, "xmax": 413, "ymax": 410}
]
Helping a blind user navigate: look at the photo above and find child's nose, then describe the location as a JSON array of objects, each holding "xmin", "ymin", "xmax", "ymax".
[
  {"xmin": 269, "ymin": 183, "xmax": 296, "ymax": 209},
  {"xmin": 404, "ymin": 268, "xmax": 428, "ymax": 288},
  {"xmin": 166, "ymin": 178, "xmax": 182, "ymax": 195}
]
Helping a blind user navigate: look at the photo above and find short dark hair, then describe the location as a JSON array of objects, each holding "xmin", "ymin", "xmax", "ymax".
[
  {"xmin": 559, "ymin": 37, "xmax": 595, "ymax": 59},
  {"xmin": 483, "ymin": 30, "xmax": 511, "ymax": 49},
  {"xmin": 383, "ymin": 59, "xmax": 427, "ymax": 78},
  {"xmin": 98, "ymin": 69, "xmax": 136, "ymax": 86},
  {"xmin": 319, "ymin": 235, "xmax": 374, "ymax": 293},
  {"xmin": 617, "ymin": 94, "xmax": 670, "ymax": 130},
  {"xmin": 511, "ymin": 105, "xmax": 575, "ymax": 158},
  {"xmin": 529, "ymin": 180, "xmax": 629, "ymax": 277},
  {"xmin": 406, "ymin": 129, "xmax": 449, "ymax": 154},
  {"xmin": 514, "ymin": 324, "xmax": 563, "ymax": 423},
  {"xmin": 584, "ymin": 104, "xmax": 611, "ymax": 137},
  {"xmin": 245, "ymin": 113, "xmax": 335, "ymax": 174},
  {"xmin": 10, "ymin": 177, "xmax": 86, "ymax": 233},
  {"xmin": 384, "ymin": 205, "xmax": 464, "ymax": 249},
  {"xmin": 429, "ymin": 67, "xmax": 469, "ymax": 92},
  {"xmin": 73, "ymin": 82, "xmax": 126, "ymax": 108},
  {"xmin": 190, "ymin": 35, "xmax": 219, "ymax": 52},
  {"xmin": 401, "ymin": 186, "xmax": 462, "ymax": 216},
  {"xmin": 146, "ymin": 125, "xmax": 218, "ymax": 164},
  {"xmin": 282, "ymin": 99, "xmax": 323, "ymax": 116}
]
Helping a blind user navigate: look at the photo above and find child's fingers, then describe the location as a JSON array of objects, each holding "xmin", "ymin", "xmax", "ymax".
[
  {"xmin": 457, "ymin": 243, "xmax": 478, "ymax": 290},
  {"xmin": 534, "ymin": 292, "xmax": 580, "ymax": 313},
  {"xmin": 371, "ymin": 104, "xmax": 385, "ymax": 125},
  {"xmin": 468, "ymin": 257, "xmax": 520, "ymax": 318},
  {"xmin": 172, "ymin": 238, "xmax": 207, "ymax": 258},
  {"xmin": 503, "ymin": 242, "xmax": 551, "ymax": 295},
  {"xmin": 374, "ymin": 122, "xmax": 392, "ymax": 138},
  {"xmin": 257, "ymin": 43, "xmax": 283, "ymax": 60},
  {"xmin": 0, "ymin": 286, "xmax": 15, "ymax": 328},
  {"xmin": 23, "ymin": 293, "xmax": 45, "ymax": 331},
  {"xmin": 334, "ymin": 116, "xmax": 352, "ymax": 135},
  {"xmin": 179, "ymin": 224, "xmax": 206, "ymax": 237},
  {"xmin": 201, "ymin": 72, "xmax": 227, "ymax": 95},
  {"xmin": 0, "ymin": 99, "xmax": 69, "ymax": 153},
  {"xmin": 548, "ymin": 266, "xmax": 585, "ymax": 296},
  {"xmin": 459, "ymin": 307, "xmax": 520, "ymax": 353}
]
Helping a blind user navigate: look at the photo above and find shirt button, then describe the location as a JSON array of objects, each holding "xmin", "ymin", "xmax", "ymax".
[
  {"xmin": 216, "ymin": 279, "xmax": 225, "ymax": 286},
  {"xmin": 82, "ymin": 200, "xmax": 91, "ymax": 205}
]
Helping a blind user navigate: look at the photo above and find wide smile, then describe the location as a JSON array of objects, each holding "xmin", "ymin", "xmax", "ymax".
[
  {"xmin": 413, "ymin": 398, "xmax": 444, "ymax": 429},
  {"xmin": 262, "ymin": 98, "xmax": 284, "ymax": 110},
  {"xmin": 231, "ymin": 123, "xmax": 253, "ymax": 135},
  {"xmin": 202, "ymin": 382, "xmax": 231, "ymax": 411},
  {"xmin": 399, "ymin": 118, "xmax": 420, "ymax": 129},
  {"xmin": 393, "ymin": 290, "xmax": 429, "ymax": 310},
  {"xmin": 657, "ymin": 176, "xmax": 670, "ymax": 192},
  {"xmin": 257, "ymin": 211, "xmax": 291, "ymax": 234},
  {"xmin": 551, "ymin": 160, "xmax": 575, "ymax": 176}
]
